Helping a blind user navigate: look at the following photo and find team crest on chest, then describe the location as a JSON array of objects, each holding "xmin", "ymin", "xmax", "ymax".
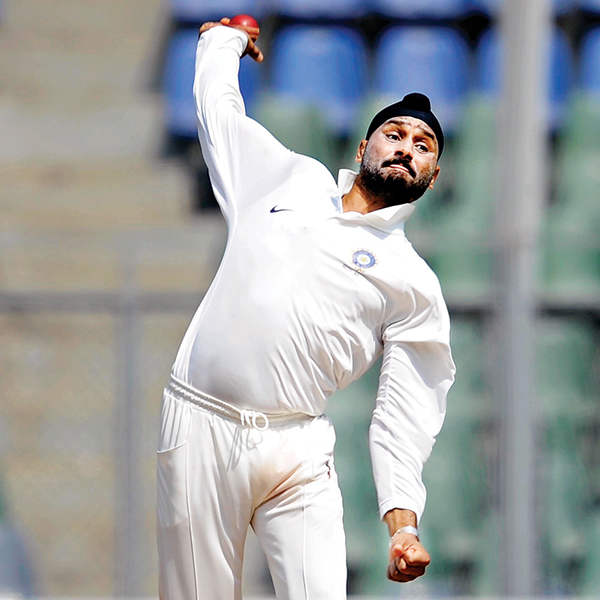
[{"xmin": 352, "ymin": 249, "xmax": 376, "ymax": 269}]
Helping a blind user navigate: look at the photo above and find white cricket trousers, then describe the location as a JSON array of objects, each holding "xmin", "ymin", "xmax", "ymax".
[{"xmin": 156, "ymin": 384, "xmax": 347, "ymax": 599}]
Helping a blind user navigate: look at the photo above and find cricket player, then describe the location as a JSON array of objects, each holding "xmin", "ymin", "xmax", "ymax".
[{"xmin": 157, "ymin": 17, "xmax": 456, "ymax": 600}]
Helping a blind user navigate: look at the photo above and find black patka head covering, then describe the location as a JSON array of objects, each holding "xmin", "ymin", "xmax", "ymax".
[{"xmin": 366, "ymin": 92, "xmax": 445, "ymax": 158}]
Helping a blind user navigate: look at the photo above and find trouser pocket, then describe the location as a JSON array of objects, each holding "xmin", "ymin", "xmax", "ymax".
[
  {"xmin": 157, "ymin": 388, "xmax": 191, "ymax": 453},
  {"xmin": 157, "ymin": 389, "xmax": 192, "ymax": 529}
]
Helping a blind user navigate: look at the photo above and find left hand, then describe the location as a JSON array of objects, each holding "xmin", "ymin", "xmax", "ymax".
[{"xmin": 387, "ymin": 531, "xmax": 431, "ymax": 582}]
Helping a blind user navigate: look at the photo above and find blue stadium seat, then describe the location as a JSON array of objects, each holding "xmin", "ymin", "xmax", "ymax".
[
  {"xmin": 269, "ymin": 26, "xmax": 368, "ymax": 134},
  {"xmin": 475, "ymin": 28, "xmax": 573, "ymax": 129},
  {"xmin": 581, "ymin": 28, "xmax": 600, "ymax": 94},
  {"xmin": 373, "ymin": 27, "xmax": 470, "ymax": 133},
  {"xmin": 170, "ymin": 0, "xmax": 266, "ymax": 23},
  {"xmin": 578, "ymin": 0, "xmax": 600, "ymax": 12},
  {"xmin": 164, "ymin": 29, "xmax": 262, "ymax": 138},
  {"xmin": 469, "ymin": 0, "xmax": 574, "ymax": 16},
  {"xmin": 275, "ymin": 0, "xmax": 368, "ymax": 19},
  {"xmin": 371, "ymin": 0, "xmax": 469, "ymax": 19}
]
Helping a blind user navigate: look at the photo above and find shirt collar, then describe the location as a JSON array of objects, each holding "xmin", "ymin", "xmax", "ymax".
[{"xmin": 335, "ymin": 169, "xmax": 415, "ymax": 232}]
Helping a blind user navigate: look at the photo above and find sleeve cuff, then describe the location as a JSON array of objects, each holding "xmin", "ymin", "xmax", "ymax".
[{"xmin": 378, "ymin": 496, "xmax": 424, "ymax": 524}]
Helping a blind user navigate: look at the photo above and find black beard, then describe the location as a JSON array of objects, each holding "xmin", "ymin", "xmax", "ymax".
[{"xmin": 357, "ymin": 158, "xmax": 435, "ymax": 206}]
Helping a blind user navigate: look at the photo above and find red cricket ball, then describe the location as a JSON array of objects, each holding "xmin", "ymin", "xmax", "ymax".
[{"xmin": 228, "ymin": 14, "xmax": 259, "ymax": 30}]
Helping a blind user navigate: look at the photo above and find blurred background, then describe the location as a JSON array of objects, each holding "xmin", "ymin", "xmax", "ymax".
[{"xmin": 1, "ymin": 0, "xmax": 599, "ymax": 597}]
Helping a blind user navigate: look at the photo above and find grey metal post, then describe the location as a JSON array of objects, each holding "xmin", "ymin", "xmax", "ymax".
[
  {"xmin": 114, "ymin": 259, "xmax": 143, "ymax": 597},
  {"xmin": 495, "ymin": 0, "xmax": 551, "ymax": 594}
]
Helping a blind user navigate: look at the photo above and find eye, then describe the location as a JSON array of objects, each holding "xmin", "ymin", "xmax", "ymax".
[
  {"xmin": 386, "ymin": 132, "xmax": 399, "ymax": 141},
  {"xmin": 416, "ymin": 143, "xmax": 429, "ymax": 153}
]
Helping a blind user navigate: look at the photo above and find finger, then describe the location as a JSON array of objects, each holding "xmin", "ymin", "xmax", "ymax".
[
  {"xmin": 398, "ymin": 564, "xmax": 426, "ymax": 577},
  {"xmin": 199, "ymin": 22, "xmax": 221, "ymax": 35},
  {"xmin": 387, "ymin": 563, "xmax": 417, "ymax": 583},
  {"xmin": 244, "ymin": 39, "xmax": 264, "ymax": 62},
  {"xmin": 403, "ymin": 547, "xmax": 431, "ymax": 568},
  {"xmin": 220, "ymin": 17, "xmax": 231, "ymax": 24},
  {"xmin": 228, "ymin": 24, "xmax": 260, "ymax": 43}
]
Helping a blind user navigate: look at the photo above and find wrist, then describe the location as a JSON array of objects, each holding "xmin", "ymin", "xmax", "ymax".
[{"xmin": 391, "ymin": 525, "xmax": 419, "ymax": 540}]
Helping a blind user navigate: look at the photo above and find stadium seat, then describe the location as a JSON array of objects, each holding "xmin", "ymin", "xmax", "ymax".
[
  {"xmin": 447, "ymin": 317, "xmax": 492, "ymax": 420},
  {"xmin": 475, "ymin": 28, "xmax": 574, "ymax": 130},
  {"xmin": 535, "ymin": 320, "xmax": 596, "ymax": 587},
  {"xmin": 539, "ymin": 30, "xmax": 600, "ymax": 299},
  {"xmin": 169, "ymin": 0, "xmax": 265, "ymax": 24},
  {"xmin": 373, "ymin": 26, "xmax": 470, "ymax": 134},
  {"xmin": 581, "ymin": 512, "xmax": 600, "ymax": 594},
  {"xmin": 579, "ymin": 0, "xmax": 600, "ymax": 13},
  {"xmin": 471, "ymin": 511, "xmax": 502, "ymax": 595},
  {"xmin": 422, "ymin": 420, "xmax": 488, "ymax": 568},
  {"xmin": 275, "ymin": 0, "xmax": 368, "ymax": 19},
  {"xmin": 370, "ymin": 0, "xmax": 469, "ymax": 19},
  {"xmin": 326, "ymin": 361, "xmax": 390, "ymax": 593},
  {"xmin": 254, "ymin": 97, "xmax": 338, "ymax": 168},
  {"xmin": 535, "ymin": 317, "xmax": 597, "ymax": 419},
  {"xmin": 469, "ymin": 0, "xmax": 575, "ymax": 16},
  {"xmin": 269, "ymin": 25, "xmax": 368, "ymax": 135},
  {"xmin": 427, "ymin": 97, "xmax": 495, "ymax": 302},
  {"xmin": 164, "ymin": 29, "xmax": 262, "ymax": 138},
  {"xmin": 581, "ymin": 27, "xmax": 600, "ymax": 94},
  {"xmin": 540, "ymin": 144, "xmax": 600, "ymax": 300},
  {"xmin": 540, "ymin": 437, "xmax": 589, "ymax": 589}
]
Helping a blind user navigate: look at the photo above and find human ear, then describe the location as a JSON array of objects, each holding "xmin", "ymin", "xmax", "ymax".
[
  {"xmin": 428, "ymin": 165, "xmax": 441, "ymax": 190},
  {"xmin": 355, "ymin": 139, "xmax": 368, "ymax": 163}
]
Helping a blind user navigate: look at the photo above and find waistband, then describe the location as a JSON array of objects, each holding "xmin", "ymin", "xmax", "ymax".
[{"xmin": 167, "ymin": 374, "xmax": 317, "ymax": 430}]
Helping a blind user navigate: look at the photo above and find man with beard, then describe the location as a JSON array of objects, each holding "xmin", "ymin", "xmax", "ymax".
[{"xmin": 157, "ymin": 18, "xmax": 455, "ymax": 600}]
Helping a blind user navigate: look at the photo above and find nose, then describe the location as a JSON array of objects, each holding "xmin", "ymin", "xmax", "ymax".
[{"xmin": 395, "ymin": 138, "xmax": 413, "ymax": 160}]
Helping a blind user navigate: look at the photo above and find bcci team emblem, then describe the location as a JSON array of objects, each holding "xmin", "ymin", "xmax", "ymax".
[{"xmin": 352, "ymin": 250, "xmax": 376, "ymax": 269}]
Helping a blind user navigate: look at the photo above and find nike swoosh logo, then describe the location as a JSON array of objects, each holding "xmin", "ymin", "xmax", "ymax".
[{"xmin": 270, "ymin": 205, "xmax": 293, "ymax": 213}]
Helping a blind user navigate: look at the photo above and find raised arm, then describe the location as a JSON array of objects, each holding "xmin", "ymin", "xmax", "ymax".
[
  {"xmin": 370, "ymin": 288, "xmax": 455, "ymax": 582},
  {"xmin": 194, "ymin": 21, "xmax": 296, "ymax": 224}
]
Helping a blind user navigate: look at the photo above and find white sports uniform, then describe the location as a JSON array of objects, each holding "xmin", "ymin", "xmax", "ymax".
[{"xmin": 157, "ymin": 26, "xmax": 456, "ymax": 600}]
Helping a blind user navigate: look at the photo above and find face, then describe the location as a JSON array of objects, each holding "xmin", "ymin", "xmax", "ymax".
[{"xmin": 356, "ymin": 116, "xmax": 441, "ymax": 205}]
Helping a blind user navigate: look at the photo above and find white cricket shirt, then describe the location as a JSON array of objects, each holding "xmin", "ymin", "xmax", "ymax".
[{"xmin": 171, "ymin": 26, "xmax": 456, "ymax": 521}]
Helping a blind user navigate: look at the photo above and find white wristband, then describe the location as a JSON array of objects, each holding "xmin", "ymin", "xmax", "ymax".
[{"xmin": 391, "ymin": 525, "xmax": 419, "ymax": 540}]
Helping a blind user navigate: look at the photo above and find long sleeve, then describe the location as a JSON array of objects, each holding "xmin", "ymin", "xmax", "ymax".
[
  {"xmin": 194, "ymin": 26, "xmax": 297, "ymax": 224},
  {"xmin": 369, "ymin": 284, "xmax": 455, "ymax": 523}
]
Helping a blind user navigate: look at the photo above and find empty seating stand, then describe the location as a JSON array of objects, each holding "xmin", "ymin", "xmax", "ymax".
[
  {"xmin": 370, "ymin": 0, "xmax": 469, "ymax": 19},
  {"xmin": 169, "ymin": 0, "xmax": 265, "ymax": 24},
  {"xmin": 474, "ymin": 27, "xmax": 574, "ymax": 130},
  {"xmin": 372, "ymin": 26, "xmax": 470, "ymax": 134},
  {"xmin": 469, "ymin": 0, "xmax": 575, "ymax": 16},
  {"xmin": 541, "ymin": 27, "xmax": 600, "ymax": 300},
  {"xmin": 268, "ymin": 25, "xmax": 368, "ymax": 136},
  {"xmin": 275, "ymin": 0, "xmax": 368, "ymax": 19},
  {"xmin": 578, "ymin": 0, "xmax": 600, "ymax": 12},
  {"xmin": 164, "ymin": 28, "xmax": 262, "ymax": 138}
]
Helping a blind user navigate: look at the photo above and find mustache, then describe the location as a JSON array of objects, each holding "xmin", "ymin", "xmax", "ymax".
[{"xmin": 381, "ymin": 158, "xmax": 415, "ymax": 177}]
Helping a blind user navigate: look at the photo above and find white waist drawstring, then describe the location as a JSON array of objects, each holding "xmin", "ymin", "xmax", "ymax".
[
  {"xmin": 240, "ymin": 409, "xmax": 270, "ymax": 430},
  {"xmin": 167, "ymin": 374, "xmax": 314, "ymax": 430}
]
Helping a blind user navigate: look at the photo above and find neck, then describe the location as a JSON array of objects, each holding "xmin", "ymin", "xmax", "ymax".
[{"xmin": 342, "ymin": 176, "xmax": 390, "ymax": 214}]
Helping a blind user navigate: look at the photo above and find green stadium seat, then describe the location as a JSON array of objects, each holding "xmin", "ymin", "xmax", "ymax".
[
  {"xmin": 427, "ymin": 96, "xmax": 496, "ymax": 302},
  {"xmin": 448, "ymin": 317, "xmax": 493, "ymax": 421},
  {"xmin": 326, "ymin": 361, "xmax": 390, "ymax": 594},
  {"xmin": 254, "ymin": 95, "xmax": 339, "ymax": 171},
  {"xmin": 535, "ymin": 317, "xmax": 597, "ymax": 421},
  {"xmin": 580, "ymin": 511, "xmax": 600, "ymax": 594},
  {"xmin": 535, "ymin": 318, "xmax": 597, "ymax": 589},
  {"xmin": 540, "ymin": 95, "xmax": 600, "ymax": 301},
  {"xmin": 471, "ymin": 511, "xmax": 501, "ymax": 595}
]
